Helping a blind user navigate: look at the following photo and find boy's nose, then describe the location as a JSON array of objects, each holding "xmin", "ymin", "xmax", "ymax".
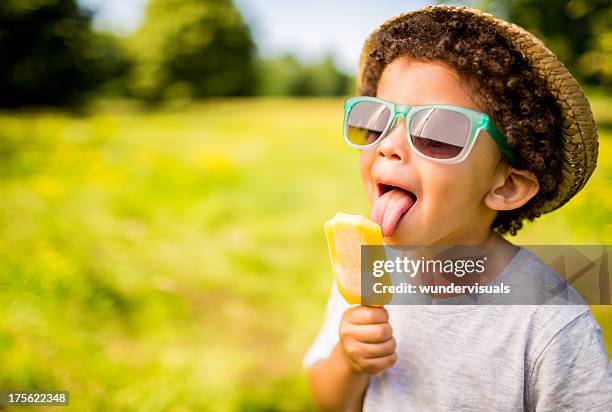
[{"xmin": 376, "ymin": 116, "xmax": 410, "ymax": 162}]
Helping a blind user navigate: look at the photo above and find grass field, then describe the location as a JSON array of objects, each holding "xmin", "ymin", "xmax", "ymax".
[{"xmin": 0, "ymin": 96, "xmax": 611, "ymax": 410}]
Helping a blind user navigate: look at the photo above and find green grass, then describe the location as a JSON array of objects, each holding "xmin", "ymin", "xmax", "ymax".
[{"xmin": 0, "ymin": 96, "xmax": 611, "ymax": 410}]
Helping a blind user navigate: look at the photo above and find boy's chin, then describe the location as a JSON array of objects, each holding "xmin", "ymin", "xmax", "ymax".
[
  {"xmin": 384, "ymin": 234, "xmax": 416, "ymax": 246},
  {"xmin": 382, "ymin": 223, "xmax": 418, "ymax": 245},
  {"xmin": 382, "ymin": 217, "xmax": 441, "ymax": 246}
]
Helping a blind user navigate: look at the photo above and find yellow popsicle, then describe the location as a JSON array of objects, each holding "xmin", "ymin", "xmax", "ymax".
[{"xmin": 324, "ymin": 213, "xmax": 391, "ymax": 305}]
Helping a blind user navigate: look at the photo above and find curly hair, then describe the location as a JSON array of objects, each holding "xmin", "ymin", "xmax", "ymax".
[{"xmin": 360, "ymin": 9, "xmax": 564, "ymax": 235}]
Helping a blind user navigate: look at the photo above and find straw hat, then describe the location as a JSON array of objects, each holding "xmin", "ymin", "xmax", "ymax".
[{"xmin": 356, "ymin": 5, "xmax": 598, "ymax": 214}]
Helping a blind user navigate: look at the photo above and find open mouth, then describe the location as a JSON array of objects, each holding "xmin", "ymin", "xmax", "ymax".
[
  {"xmin": 376, "ymin": 183, "xmax": 416, "ymax": 199},
  {"xmin": 372, "ymin": 183, "xmax": 417, "ymax": 237}
]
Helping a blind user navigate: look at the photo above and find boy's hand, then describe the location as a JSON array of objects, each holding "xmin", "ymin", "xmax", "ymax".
[{"xmin": 339, "ymin": 305, "xmax": 397, "ymax": 375}]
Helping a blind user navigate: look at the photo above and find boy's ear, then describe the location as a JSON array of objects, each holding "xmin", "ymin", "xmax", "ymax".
[{"xmin": 484, "ymin": 167, "xmax": 540, "ymax": 211}]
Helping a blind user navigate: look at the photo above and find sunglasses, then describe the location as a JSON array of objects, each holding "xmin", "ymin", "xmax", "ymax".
[{"xmin": 343, "ymin": 96, "xmax": 517, "ymax": 165}]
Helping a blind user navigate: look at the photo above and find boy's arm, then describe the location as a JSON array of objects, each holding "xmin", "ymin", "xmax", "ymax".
[
  {"xmin": 308, "ymin": 343, "xmax": 369, "ymax": 411},
  {"xmin": 527, "ymin": 310, "xmax": 612, "ymax": 411},
  {"xmin": 307, "ymin": 305, "xmax": 397, "ymax": 412}
]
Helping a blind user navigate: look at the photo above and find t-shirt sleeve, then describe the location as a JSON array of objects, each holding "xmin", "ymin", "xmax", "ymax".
[
  {"xmin": 528, "ymin": 310, "xmax": 612, "ymax": 411},
  {"xmin": 302, "ymin": 281, "xmax": 350, "ymax": 369}
]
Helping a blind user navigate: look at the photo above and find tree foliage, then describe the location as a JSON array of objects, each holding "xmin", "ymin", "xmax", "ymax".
[
  {"xmin": 478, "ymin": 0, "xmax": 612, "ymax": 87},
  {"xmin": 126, "ymin": 0, "xmax": 256, "ymax": 101},
  {"xmin": 256, "ymin": 54, "xmax": 353, "ymax": 96},
  {"xmin": 0, "ymin": 0, "xmax": 128, "ymax": 107}
]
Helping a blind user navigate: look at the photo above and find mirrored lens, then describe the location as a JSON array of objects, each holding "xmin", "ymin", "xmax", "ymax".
[
  {"xmin": 346, "ymin": 101, "xmax": 392, "ymax": 146},
  {"xmin": 409, "ymin": 108, "xmax": 470, "ymax": 159}
]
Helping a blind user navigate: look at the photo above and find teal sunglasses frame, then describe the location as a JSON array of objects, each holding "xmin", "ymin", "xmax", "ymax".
[{"xmin": 343, "ymin": 96, "xmax": 517, "ymax": 165}]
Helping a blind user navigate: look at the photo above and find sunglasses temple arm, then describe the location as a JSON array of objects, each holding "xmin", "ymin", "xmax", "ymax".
[{"xmin": 486, "ymin": 124, "xmax": 519, "ymax": 166}]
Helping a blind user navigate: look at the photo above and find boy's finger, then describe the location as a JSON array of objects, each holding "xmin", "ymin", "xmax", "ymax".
[
  {"xmin": 361, "ymin": 337, "xmax": 397, "ymax": 359},
  {"xmin": 347, "ymin": 305, "xmax": 389, "ymax": 325},
  {"xmin": 358, "ymin": 352, "xmax": 398, "ymax": 374},
  {"xmin": 350, "ymin": 322, "xmax": 393, "ymax": 343}
]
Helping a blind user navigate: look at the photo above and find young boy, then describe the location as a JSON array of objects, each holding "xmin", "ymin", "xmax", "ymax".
[{"xmin": 304, "ymin": 5, "xmax": 612, "ymax": 411}]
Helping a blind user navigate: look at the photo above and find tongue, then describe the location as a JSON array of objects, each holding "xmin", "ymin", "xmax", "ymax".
[{"xmin": 372, "ymin": 188, "xmax": 415, "ymax": 237}]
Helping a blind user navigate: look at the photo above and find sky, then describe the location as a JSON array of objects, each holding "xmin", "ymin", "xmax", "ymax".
[
  {"xmin": 232, "ymin": 0, "xmax": 435, "ymax": 74},
  {"xmin": 77, "ymin": 1, "xmax": 473, "ymax": 75}
]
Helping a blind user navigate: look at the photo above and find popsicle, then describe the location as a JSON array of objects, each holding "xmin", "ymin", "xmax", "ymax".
[{"xmin": 324, "ymin": 213, "xmax": 391, "ymax": 305}]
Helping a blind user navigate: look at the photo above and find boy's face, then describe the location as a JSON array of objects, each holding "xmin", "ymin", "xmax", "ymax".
[{"xmin": 360, "ymin": 57, "xmax": 505, "ymax": 245}]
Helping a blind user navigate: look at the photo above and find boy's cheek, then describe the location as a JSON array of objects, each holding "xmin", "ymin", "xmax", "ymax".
[
  {"xmin": 359, "ymin": 152, "xmax": 377, "ymax": 203},
  {"xmin": 418, "ymin": 165, "xmax": 483, "ymax": 220}
]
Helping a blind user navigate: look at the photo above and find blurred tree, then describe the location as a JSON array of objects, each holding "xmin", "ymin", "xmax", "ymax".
[
  {"xmin": 255, "ymin": 54, "xmax": 303, "ymax": 96},
  {"xmin": 0, "ymin": 0, "xmax": 129, "ymax": 107},
  {"xmin": 127, "ymin": 0, "xmax": 256, "ymax": 101},
  {"xmin": 256, "ymin": 54, "xmax": 353, "ymax": 96},
  {"xmin": 477, "ymin": 0, "xmax": 612, "ymax": 87},
  {"xmin": 301, "ymin": 56, "xmax": 353, "ymax": 96}
]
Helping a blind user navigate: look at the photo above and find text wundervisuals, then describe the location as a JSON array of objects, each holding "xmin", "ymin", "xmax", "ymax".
[{"xmin": 372, "ymin": 282, "xmax": 511, "ymax": 295}]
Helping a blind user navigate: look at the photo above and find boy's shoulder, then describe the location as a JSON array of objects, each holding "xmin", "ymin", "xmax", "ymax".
[
  {"xmin": 503, "ymin": 246, "xmax": 588, "ymax": 307},
  {"xmin": 501, "ymin": 247, "xmax": 596, "ymax": 354}
]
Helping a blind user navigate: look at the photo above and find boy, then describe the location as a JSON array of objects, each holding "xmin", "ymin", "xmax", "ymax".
[{"xmin": 304, "ymin": 5, "xmax": 612, "ymax": 411}]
